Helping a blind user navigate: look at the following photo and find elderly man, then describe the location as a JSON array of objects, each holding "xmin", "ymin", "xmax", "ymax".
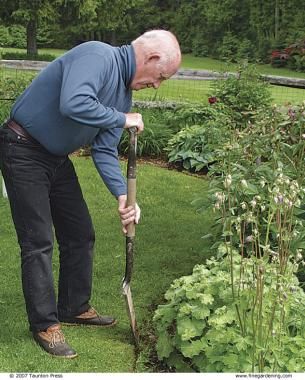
[{"xmin": 0, "ymin": 30, "xmax": 181, "ymax": 358}]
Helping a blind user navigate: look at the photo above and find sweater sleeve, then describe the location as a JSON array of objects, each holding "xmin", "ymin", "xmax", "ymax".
[
  {"xmin": 59, "ymin": 54, "xmax": 126, "ymax": 129},
  {"xmin": 91, "ymin": 127, "xmax": 127, "ymax": 198}
]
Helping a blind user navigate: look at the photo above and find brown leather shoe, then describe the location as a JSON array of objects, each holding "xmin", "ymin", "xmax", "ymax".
[
  {"xmin": 60, "ymin": 307, "xmax": 117, "ymax": 327},
  {"xmin": 33, "ymin": 324, "xmax": 78, "ymax": 358}
]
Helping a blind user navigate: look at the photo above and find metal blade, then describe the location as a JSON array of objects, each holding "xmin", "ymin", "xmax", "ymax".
[{"xmin": 122, "ymin": 282, "xmax": 139, "ymax": 346}]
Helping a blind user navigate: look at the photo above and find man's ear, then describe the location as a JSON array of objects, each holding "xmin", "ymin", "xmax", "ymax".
[{"xmin": 145, "ymin": 53, "xmax": 161, "ymax": 64}]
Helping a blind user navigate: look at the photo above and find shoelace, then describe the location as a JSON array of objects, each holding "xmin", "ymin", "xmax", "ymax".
[
  {"xmin": 48, "ymin": 329, "xmax": 65, "ymax": 348},
  {"xmin": 79, "ymin": 307, "xmax": 98, "ymax": 319}
]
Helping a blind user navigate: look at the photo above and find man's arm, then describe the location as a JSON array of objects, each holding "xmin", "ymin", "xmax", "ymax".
[
  {"xmin": 92, "ymin": 128, "xmax": 141, "ymax": 233},
  {"xmin": 59, "ymin": 54, "xmax": 126, "ymax": 129},
  {"xmin": 91, "ymin": 127, "xmax": 127, "ymax": 197}
]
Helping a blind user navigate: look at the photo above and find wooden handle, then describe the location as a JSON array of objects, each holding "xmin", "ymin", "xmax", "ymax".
[{"xmin": 126, "ymin": 127, "xmax": 137, "ymax": 238}]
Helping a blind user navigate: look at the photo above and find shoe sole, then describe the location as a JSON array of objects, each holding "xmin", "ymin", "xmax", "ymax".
[
  {"xmin": 61, "ymin": 319, "xmax": 118, "ymax": 328},
  {"xmin": 48, "ymin": 352, "xmax": 78, "ymax": 359}
]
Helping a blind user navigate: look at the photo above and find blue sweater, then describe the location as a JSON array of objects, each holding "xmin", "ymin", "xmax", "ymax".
[{"xmin": 11, "ymin": 41, "xmax": 136, "ymax": 197}]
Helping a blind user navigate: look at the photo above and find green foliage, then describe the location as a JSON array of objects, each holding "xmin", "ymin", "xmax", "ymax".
[
  {"xmin": 165, "ymin": 64, "xmax": 273, "ymax": 172},
  {"xmin": 154, "ymin": 247, "xmax": 305, "ymax": 372},
  {"xmin": 1, "ymin": 0, "xmax": 305, "ymax": 69},
  {"xmin": 117, "ymin": 107, "xmax": 178, "ymax": 158},
  {"xmin": 287, "ymin": 54, "xmax": 305, "ymax": 72},
  {"xmin": 217, "ymin": 32, "xmax": 240, "ymax": 62},
  {"xmin": 164, "ymin": 103, "xmax": 233, "ymax": 172},
  {"xmin": 165, "ymin": 125, "xmax": 208, "ymax": 172},
  {"xmin": 119, "ymin": 126, "xmax": 174, "ymax": 158},
  {"xmin": 212, "ymin": 64, "xmax": 272, "ymax": 123},
  {"xmin": 0, "ymin": 26, "xmax": 12, "ymax": 47},
  {"xmin": 165, "ymin": 122, "xmax": 225, "ymax": 172},
  {"xmin": 1, "ymin": 51, "xmax": 56, "ymax": 61},
  {"xmin": 8, "ymin": 25, "xmax": 26, "ymax": 49},
  {"xmin": 0, "ymin": 69, "xmax": 34, "ymax": 123},
  {"xmin": 236, "ymin": 39, "xmax": 255, "ymax": 62}
]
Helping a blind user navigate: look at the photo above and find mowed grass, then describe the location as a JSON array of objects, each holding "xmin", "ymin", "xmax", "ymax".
[
  {"xmin": 181, "ymin": 54, "xmax": 305, "ymax": 79},
  {"xmin": 0, "ymin": 156, "xmax": 212, "ymax": 372}
]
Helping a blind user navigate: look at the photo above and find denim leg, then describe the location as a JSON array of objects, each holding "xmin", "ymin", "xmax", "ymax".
[
  {"xmin": 0, "ymin": 130, "xmax": 59, "ymax": 332},
  {"xmin": 50, "ymin": 158, "xmax": 95, "ymax": 319}
]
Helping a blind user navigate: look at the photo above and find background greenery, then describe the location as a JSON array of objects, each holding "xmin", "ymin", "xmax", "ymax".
[{"xmin": 0, "ymin": 0, "xmax": 305, "ymax": 67}]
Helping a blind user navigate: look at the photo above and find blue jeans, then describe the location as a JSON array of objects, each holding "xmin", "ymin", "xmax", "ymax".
[{"xmin": 0, "ymin": 123, "xmax": 95, "ymax": 332}]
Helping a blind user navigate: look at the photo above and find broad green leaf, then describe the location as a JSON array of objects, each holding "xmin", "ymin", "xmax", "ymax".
[
  {"xmin": 198, "ymin": 293, "xmax": 214, "ymax": 305},
  {"xmin": 156, "ymin": 332, "xmax": 173, "ymax": 359},
  {"xmin": 180, "ymin": 338, "xmax": 207, "ymax": 358},
  {"xmin": 177, "ymin": 317, "xmax": 205, "ymax": 341},
  {"xmin": 191, "ymin": 304, "xmax": 210, "ymax": 319}
]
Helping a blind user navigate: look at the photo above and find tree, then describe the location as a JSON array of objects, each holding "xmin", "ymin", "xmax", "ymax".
[{"xmin": 0, "ymin": 0, "xmax": 63, "ymax": 55}]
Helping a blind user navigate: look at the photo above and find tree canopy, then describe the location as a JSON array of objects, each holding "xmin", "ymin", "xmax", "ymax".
[{"xmin": 0, "ymin": 0, "xmax": 304, "ymax": 61}]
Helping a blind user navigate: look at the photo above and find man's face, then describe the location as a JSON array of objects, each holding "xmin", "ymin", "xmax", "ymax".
[{"xmin": 130, "ymin": 58, "xmax": 171, "ymax": 91}]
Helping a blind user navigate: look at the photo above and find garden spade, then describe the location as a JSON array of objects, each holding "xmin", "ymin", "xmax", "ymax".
[{"xmin": 122, "ymin": 127, "xmax": 139, "ymax": 346}]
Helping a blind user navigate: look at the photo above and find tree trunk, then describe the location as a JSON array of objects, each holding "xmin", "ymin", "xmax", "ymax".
[
  {"xmin": 275, "ymin": 0, "xmax": 279, "ymax": 41},
  {"xmin": 27, "ymin": 18, "xmax": 37, "ymax": 56},
  {"xmin": 109, "ymin": 30, "xmax": 117, "ymax": 45}
]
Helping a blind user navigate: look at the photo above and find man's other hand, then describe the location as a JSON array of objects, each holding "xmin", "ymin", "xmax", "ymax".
[
  {"xmin": 124, "ymin": 113, "xmax": 144, "ymax": 134},
  {"xmin": 118, "ymin": 195, "xmax": 141, "ymax": 234}
]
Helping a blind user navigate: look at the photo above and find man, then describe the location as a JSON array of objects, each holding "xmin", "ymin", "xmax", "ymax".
[{"xmin": 0, "ymin": 30, "xmax": 181, "ymax": 358}]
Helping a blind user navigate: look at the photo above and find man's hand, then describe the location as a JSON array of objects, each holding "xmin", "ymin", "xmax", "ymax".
[
  {"xmin": 118, "ymin": 195, "xmax": 141, "ymax": 234},
  {"xmin": 124, "ymin": 113, "xmax": 144, "ymax": 134}
]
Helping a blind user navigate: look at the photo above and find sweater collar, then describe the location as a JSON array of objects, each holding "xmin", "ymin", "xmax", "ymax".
[{"xmin": 115, "ymin": 44, "xmax": 136, "ymax": 88}]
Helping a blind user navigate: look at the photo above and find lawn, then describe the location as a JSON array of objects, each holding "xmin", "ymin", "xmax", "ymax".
[
  {"xmin": 181, "ymin": 54, "xmax": 305, "ymax": 79},
  {"xmin": 0, "ymin": 155, "xmax": 212, "ymax": 372}
]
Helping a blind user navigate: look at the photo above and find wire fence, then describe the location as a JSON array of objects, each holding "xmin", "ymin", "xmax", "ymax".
[
  {"xmin": 1, "ymin": 64, "xmax": 305, "ymax": 121},
  {"xmin": 133, "ymin": 78, "xmax": 305, "ymax": 105}
]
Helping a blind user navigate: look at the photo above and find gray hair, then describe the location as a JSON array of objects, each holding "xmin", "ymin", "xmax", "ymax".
[{"xmin": 132, "ymin": 30, "xmax": 181, "ymax": 71}]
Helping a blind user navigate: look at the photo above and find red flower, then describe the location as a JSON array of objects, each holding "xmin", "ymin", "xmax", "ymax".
[{"xmin": 208, "ymin": 96, "xmax": 217, "ymax": 104}]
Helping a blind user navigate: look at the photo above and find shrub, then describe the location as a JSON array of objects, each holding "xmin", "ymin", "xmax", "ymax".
[
  {"xmin": 236, "ymin": 39, "xmax": 255, "ymax": 62},
  {"xmin": 117, "ymin": 107, "xmax": 179, "ymax": 158},
  {"xmin": 164, "ymin": 120, "xmax": 229, "ymax": 172},
  {"xmin": 287, "ymin": 54, "xmax": 305, "ymax": 72},
  {"xmin": 191, "ymin": 37, "xmax": 209, "ymax": 57},
  {"xmin": 119, "ymin": 126, "xmax": 174, "ymax": 158},
  {"xmin": 0, "ymin": 26, "xmax": 12, "ymax": 47},
  {"xmin": 212, "ymin": 63, "xmax": 272, "ymax": 124},
  {"xmin": 1, "ymin": 52, "xmax": 56, "ymax": 62},
  {"xmin": 165, "ymin": 104, "xmax": 223, "ymax": 128},
  {"xmin": 0, "ymin": 69, "xmax": 35, "ymax": 123},
  {"xmin": 217, "ymin": 32, "xmax": 240, "ymax": 62},
  {"xmin": 154, "ymin": 246, "xmax": 305, "ymax": 372},
  {"xmin": 9, "ymin": 25, "xmax": 26, "ymax": 49},
  {"xmin": 164, "ymin": 104, "xmax": 232, "ymax": 172},
  {"xmin": 165, "ymin": 125, "xmax": 209, "ymax": 172},
  {"xmin": 37, "ymin": 24, "xmax": 56, "ymax": 48}
]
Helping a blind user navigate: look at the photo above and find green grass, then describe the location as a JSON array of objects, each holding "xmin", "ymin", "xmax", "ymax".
[
  {"xmin": 0, "ymin": 156, "xmax": 212, "ymax": 372},
  {"xmin": 181, "ymin": 54, "xmax": 305, "ymax": 79}
]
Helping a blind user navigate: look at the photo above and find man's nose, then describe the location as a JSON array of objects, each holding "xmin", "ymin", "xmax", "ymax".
[{"xmin": 153, "ymin": 81, "xmax": 161, "ymax": 89}]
